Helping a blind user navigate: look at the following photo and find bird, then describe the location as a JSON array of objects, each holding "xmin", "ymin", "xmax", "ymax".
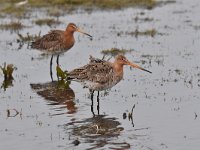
[
  {"xmin": 67, "ymin": 54, "xmax": 152, "ymax": 105},
  {"xmin": 31, "ymin": 23, "xmax": 92, "ymax": 81}
]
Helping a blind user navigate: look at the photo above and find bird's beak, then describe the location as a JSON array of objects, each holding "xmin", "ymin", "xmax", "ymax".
[
  {"xmin": 76, "ymin": 28, "xmax": 93, "ymax": 39},
  {"xmin": 127, "ymin": 61, "xmax": 152, "ymax": 73}
]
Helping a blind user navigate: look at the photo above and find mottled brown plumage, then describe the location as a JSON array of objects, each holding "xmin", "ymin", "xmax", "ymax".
[
  {"xmin": 68, "ymin": 54, "xmax": 152, "ymax": 91},
  {"xmin": 31, "ymin": 23, "xmax": 92, "ymax": 81},
  {"xmin": 31, "ymin": 30, "xmax": 74, "ymax": 55},
  {"xmin": 31, "ymin": 23, "xmax": 92, "ymax": 55}
]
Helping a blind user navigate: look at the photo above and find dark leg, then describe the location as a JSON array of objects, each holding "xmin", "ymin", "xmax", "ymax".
[
  {"xmin": 56, "ymin": 55, "xmax": 60, "ymax": 66},
  {"xmin": 56, "ymin": 55, "xmax": 60, "ymax": 80},
  {"xmin": 90, "ymin": 90, "xmax": 95, "ymax": 116},
  {"xmin": 50, "ymin": 55, "xmax": 53, "ymax": 82},
  {"xmin": 97, "ymin": 91, "xmax": 100, "ymax": 115}
]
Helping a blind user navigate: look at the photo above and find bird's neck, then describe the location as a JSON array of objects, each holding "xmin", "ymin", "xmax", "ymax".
[
  {"xmin": 113, "ymin": 62, "xmax": 124, "ymax": 76},
  {"xmin": 65, "ymin": 29, "xmax": 75, "ymax": 35},
  {"xmin": 64, "ymin": 30, "xmax": 75, "ymax": 40}
]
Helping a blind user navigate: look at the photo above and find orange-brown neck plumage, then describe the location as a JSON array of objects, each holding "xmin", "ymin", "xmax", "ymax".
[
  {"xmin": 64, "ymin": 30, "xmax": 75, "ymax": 49},
  {"xmin": 112, "ymin": 61, "xmax": 124, "ymax": 76}
]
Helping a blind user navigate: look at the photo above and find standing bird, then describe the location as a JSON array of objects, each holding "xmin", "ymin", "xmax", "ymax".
[
  {"xmin": 31, "ymin": 23, "xmax": 92, "ymax": 81},
  {"xmin": 67, "ymin": 54, "xmax": 151, "ymax": 114}
]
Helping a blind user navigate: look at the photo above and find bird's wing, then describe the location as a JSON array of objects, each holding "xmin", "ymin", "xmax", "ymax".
[
  {"xmin": 68, "ymin": 62, "xmax": 114, "ymax": 84},
  {"xmin": 31, "ymin": 30, "xmax": 65, "ymax": 51},
  {"xmin": 89, "ymin": 55, "xmax": 106, "ymax": 63}
]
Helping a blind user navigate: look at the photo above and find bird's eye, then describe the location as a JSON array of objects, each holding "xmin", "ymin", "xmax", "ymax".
[{"xmin": 72, "ymin": 25, "xmax": 77, "ymax": 29}]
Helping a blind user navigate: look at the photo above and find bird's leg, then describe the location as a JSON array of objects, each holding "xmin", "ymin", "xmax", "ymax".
[
  {"xmin": 56, "ymin": 55, "xmax": 60, "ymax": 80},
  {"xmin": 90, "ymin": 90, "xmax": 95, "ymax": 116},
  {"xmin": 50, "ymin": 55, "xmax": 53, "ymax": 82},
  {"xmin": 97, "ymin": 91, "xmax": 100, "ymax": 115},
  {"xmin": 56, "ymin": 55, "xmax": 60, "ymax": 66}
]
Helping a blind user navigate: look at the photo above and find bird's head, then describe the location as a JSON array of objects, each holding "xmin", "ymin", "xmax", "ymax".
[
  {"xmin": 115, "ymin": 54, "xmax": 152, "ymax": 73},
  {"xmin": 66, "ymin": 23, "xmax": 93, "ymax": 39}
]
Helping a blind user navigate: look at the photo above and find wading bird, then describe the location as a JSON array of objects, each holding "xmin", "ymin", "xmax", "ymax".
[
  {"xmin": 31, "ymin": 23, "xmax": 92, "ymax": 81},
  {"xmin": 67, "ymin": 54, "xmax": 152, "ymax": 114}
]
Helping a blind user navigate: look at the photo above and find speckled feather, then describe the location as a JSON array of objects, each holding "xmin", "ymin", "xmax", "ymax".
[
  {"xmin": 68, "ymin": 54, "xmax": 152, "ymax": 91},
  {"xmin": 68, "ymin": 56, "xmax": 123, "ymax": 91}
]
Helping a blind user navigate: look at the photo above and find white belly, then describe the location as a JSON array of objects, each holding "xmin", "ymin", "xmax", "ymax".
[{"xmin": 83, "ymin": 77, "xmax": 122, "ymax": 91}]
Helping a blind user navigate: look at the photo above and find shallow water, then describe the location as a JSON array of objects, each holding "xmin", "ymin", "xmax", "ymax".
[{"xmin": 1, "ymin": 0, "xmax": 200, "ymax": 149}]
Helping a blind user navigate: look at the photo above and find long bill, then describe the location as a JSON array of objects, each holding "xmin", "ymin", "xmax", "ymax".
[
  {"xmin": 77, "ymin": 28, "xmax": 93, "ymax": 39},
  {"xmin": 128, "ymin": 62, "xmax": 152, "ymax": 73}
]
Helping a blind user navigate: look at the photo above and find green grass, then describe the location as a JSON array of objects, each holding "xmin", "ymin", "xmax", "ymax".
[
  {"xmin": 29, "ymin": 0, "xmax": 156, "ymax": 8},
  {"xmin": 101, "ymin": 48, "xmax": 133, "ymax": 57},
  {"xmin": 0, "ymin": 0, "xmax": 157, "ymax": 17}
]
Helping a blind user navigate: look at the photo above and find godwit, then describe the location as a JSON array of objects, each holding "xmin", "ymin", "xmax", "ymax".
[
  {"xmin": 67, "ymin": 54, "xmax": 152, "ymax": 111},
  {"xmin": 31, "ymin": 23, "xmax": 92, "ymax": 81}
]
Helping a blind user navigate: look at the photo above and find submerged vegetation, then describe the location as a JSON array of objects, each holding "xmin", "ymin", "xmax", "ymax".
[
  {"xmin": 34, "ymin": 18, "xmax": 61, "ymax": 26},
  {"xmin": 0, "ymin": 22, "xmax": 25, "ymax": 31},
  {"xmin": 117, "ymin": 28, "xmax": 162, "ymax": 37}
]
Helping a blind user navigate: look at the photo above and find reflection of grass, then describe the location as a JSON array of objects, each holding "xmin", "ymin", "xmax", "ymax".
[
  {"xmin": 101, "ymin": 48, "xmax": 133, "ymax": 57},
  {"xmin": 0, "ymin": 22, "xmax": 25, "ymax": 31},
  {"xmin": 35, "ymin": 18, "xmax": 61, "ymax": 26}
]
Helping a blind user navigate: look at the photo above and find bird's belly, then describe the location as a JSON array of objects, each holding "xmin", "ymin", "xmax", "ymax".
[
  {"xmin": 42, "ymin": 47, "xmax": 70, "ymax": 55},
  {"xmin": 40, "ymin": 41, "xmax": 74, "ymax": 55},
  {"xmin": 83, "ymin": 80, "xmax": 120, "ymax": 91}
]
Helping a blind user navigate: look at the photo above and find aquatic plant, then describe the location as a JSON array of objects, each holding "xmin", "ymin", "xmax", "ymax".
[
  {"xmin": 0, "ymin": 22, "xmax": 25, "ymax": 31},
  {"xmin": 0, "ymin": 63, "xmax": 16, "ymax": 80},
  {"xmin": 101, "ymin": 48, "xmax": 133, "ymax": 57},
  {"xmin": 34, "ymin": 18, "xmax": 61, "ymax": 26},
  {"xmin": 17, "ymin": 32, "xmax": 41, "ymax": 43},
  {"xmin": 0, "ymin": 63, "xmax": 17, "ymax": 91},
  {"xmin": 56, "ymin": 65, "xmax": 70, "ymax": 88}
]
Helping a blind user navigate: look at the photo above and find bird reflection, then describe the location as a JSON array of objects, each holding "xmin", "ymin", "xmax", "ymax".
[
  {"xmin": 30, "ymin": 80, "xmax": 77, "ymax": 114},
  {"xmin": 65, "ymin": 115, "xmax": 130, "ymax": 149}
]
